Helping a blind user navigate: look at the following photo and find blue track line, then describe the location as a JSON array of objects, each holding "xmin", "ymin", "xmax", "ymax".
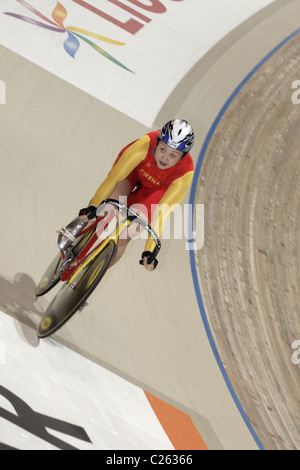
[{"xmin": 189, "ymin": 27, "xmax": 300, "ymax": 450}]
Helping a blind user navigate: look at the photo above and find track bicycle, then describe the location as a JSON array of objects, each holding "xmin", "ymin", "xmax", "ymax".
[{"xmin": 35, "ymin": 199, "xmax": 161, "ymax": 338}]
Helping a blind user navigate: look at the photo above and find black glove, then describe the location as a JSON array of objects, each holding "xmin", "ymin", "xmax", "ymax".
[
  {"xmin": 139, "ymin": 251, "xmax": 158, "ymax": 269},
  {"xmin": 78, "ymin": 205, "xmax": 97, "ymax": 220}
]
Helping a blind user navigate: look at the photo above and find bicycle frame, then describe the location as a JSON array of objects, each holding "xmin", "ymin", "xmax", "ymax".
[{"xmin": 60, "ymin": 199, "xmax": 161, "ymax": 285}]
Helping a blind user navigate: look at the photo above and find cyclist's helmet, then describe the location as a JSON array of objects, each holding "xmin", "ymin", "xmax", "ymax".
[{"xmin": 158, "ymin": 119, "xmax": 194, "ymax": 156}]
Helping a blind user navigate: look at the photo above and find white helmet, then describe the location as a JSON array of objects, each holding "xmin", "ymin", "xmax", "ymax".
[{"xmin": 158, "ymin": 119, "xmax": 194, "ymax": 155}]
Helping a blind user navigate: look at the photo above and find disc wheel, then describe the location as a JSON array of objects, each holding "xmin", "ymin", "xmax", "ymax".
[{"xmin": 37, "ymin": 240, "xmax": 116, "ymax": 338}]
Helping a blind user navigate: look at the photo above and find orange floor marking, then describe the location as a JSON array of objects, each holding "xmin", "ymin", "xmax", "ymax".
[{"xmin": 144, "ymin": 391, "xmax": 208, "ymax": 450}]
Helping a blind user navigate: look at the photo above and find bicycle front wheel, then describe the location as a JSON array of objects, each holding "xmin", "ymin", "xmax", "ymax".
[
  {"xmin": 37, "ymin": 240, "xmax": 116, "ymax": 338},
  {"xmin": 36, "ymin": 224, "xmax": 97, "ymax": 297}
]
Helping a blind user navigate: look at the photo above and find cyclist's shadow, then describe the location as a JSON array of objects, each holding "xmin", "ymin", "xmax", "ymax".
[{"xmin": 0, "ymin": 272, "xmax": 46, "ymax": 347}]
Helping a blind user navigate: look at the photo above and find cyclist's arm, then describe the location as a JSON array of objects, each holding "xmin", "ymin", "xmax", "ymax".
[
  {"xmin": 144, "ymin": 171, "xmax": 194, "ymax": 253},
  {"xmin": 90, "ymin": 135, "xmax": 150, "ymax": 207}
]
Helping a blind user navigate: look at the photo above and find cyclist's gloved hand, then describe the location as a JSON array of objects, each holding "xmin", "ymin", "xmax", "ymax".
[
  {"xmin": 79, "ymin": 205, "xmax": 97, "ymax": 220},
  {"xmin": 139, "ymin": 251, "xmax": 158, "ymax": 270}
]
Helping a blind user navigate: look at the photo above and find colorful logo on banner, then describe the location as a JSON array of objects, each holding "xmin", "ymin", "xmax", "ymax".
[{"xmin": 4, "ymin": 0, "xmax": 133, "ymax": 72}]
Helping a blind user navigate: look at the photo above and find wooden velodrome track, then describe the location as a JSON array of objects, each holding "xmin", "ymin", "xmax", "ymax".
[{"xmin": 0, "ymin": 0, "xmax": 299, "ymax": 450}]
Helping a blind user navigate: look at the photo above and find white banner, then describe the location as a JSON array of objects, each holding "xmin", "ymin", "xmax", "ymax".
[{"xmin": 0, "ymin": 0, "xmax": 275, "ymax": 126}]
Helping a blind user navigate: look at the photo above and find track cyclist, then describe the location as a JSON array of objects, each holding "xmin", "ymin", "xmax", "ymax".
[{"xmin": 60, "ymin": 119, "xmax": 195, "ymax": 272}]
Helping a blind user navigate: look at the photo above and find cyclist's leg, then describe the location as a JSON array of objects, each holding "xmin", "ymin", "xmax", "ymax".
[
  {"xmin": 109, "ymin": 216, "xmax": 146, "ymax": 266},
  {"xmin": 98, "ymin": 177, "xmax": 138, "ymax": 265},
  {"xmin": 85, "ymin": 173, "xmax": 144, "ymax": 266},
  {"xmin": 98, "ymin": 179, "xmax": 132, "ymax": 217},
  {"xmin": 108, "ymin": 198, "xmax": 148, "ymax": 267},
  {"xmin": 110, "ymin": 186, "xmax": 164, "ymax": 267}
]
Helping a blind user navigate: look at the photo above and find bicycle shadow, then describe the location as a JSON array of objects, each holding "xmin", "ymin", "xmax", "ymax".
[{"xmin": 0, "ymin": 272, "xmax": 46, "ymax": 347}]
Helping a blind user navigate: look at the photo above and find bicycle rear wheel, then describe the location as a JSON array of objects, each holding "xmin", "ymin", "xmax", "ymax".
[{"xmin": 37, "ymin": 240, "xmax": 116, "ymax": 338}]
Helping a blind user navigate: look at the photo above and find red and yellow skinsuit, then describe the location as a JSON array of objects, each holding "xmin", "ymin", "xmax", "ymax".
[{"xmin": 90, "ymin": 131, "xmax": 194, "ymax": 252}]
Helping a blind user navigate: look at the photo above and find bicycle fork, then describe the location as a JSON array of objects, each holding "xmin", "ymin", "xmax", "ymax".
[{"xmin": 66, "ymin": 217, "xmax": 130, "ymax": 288}]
